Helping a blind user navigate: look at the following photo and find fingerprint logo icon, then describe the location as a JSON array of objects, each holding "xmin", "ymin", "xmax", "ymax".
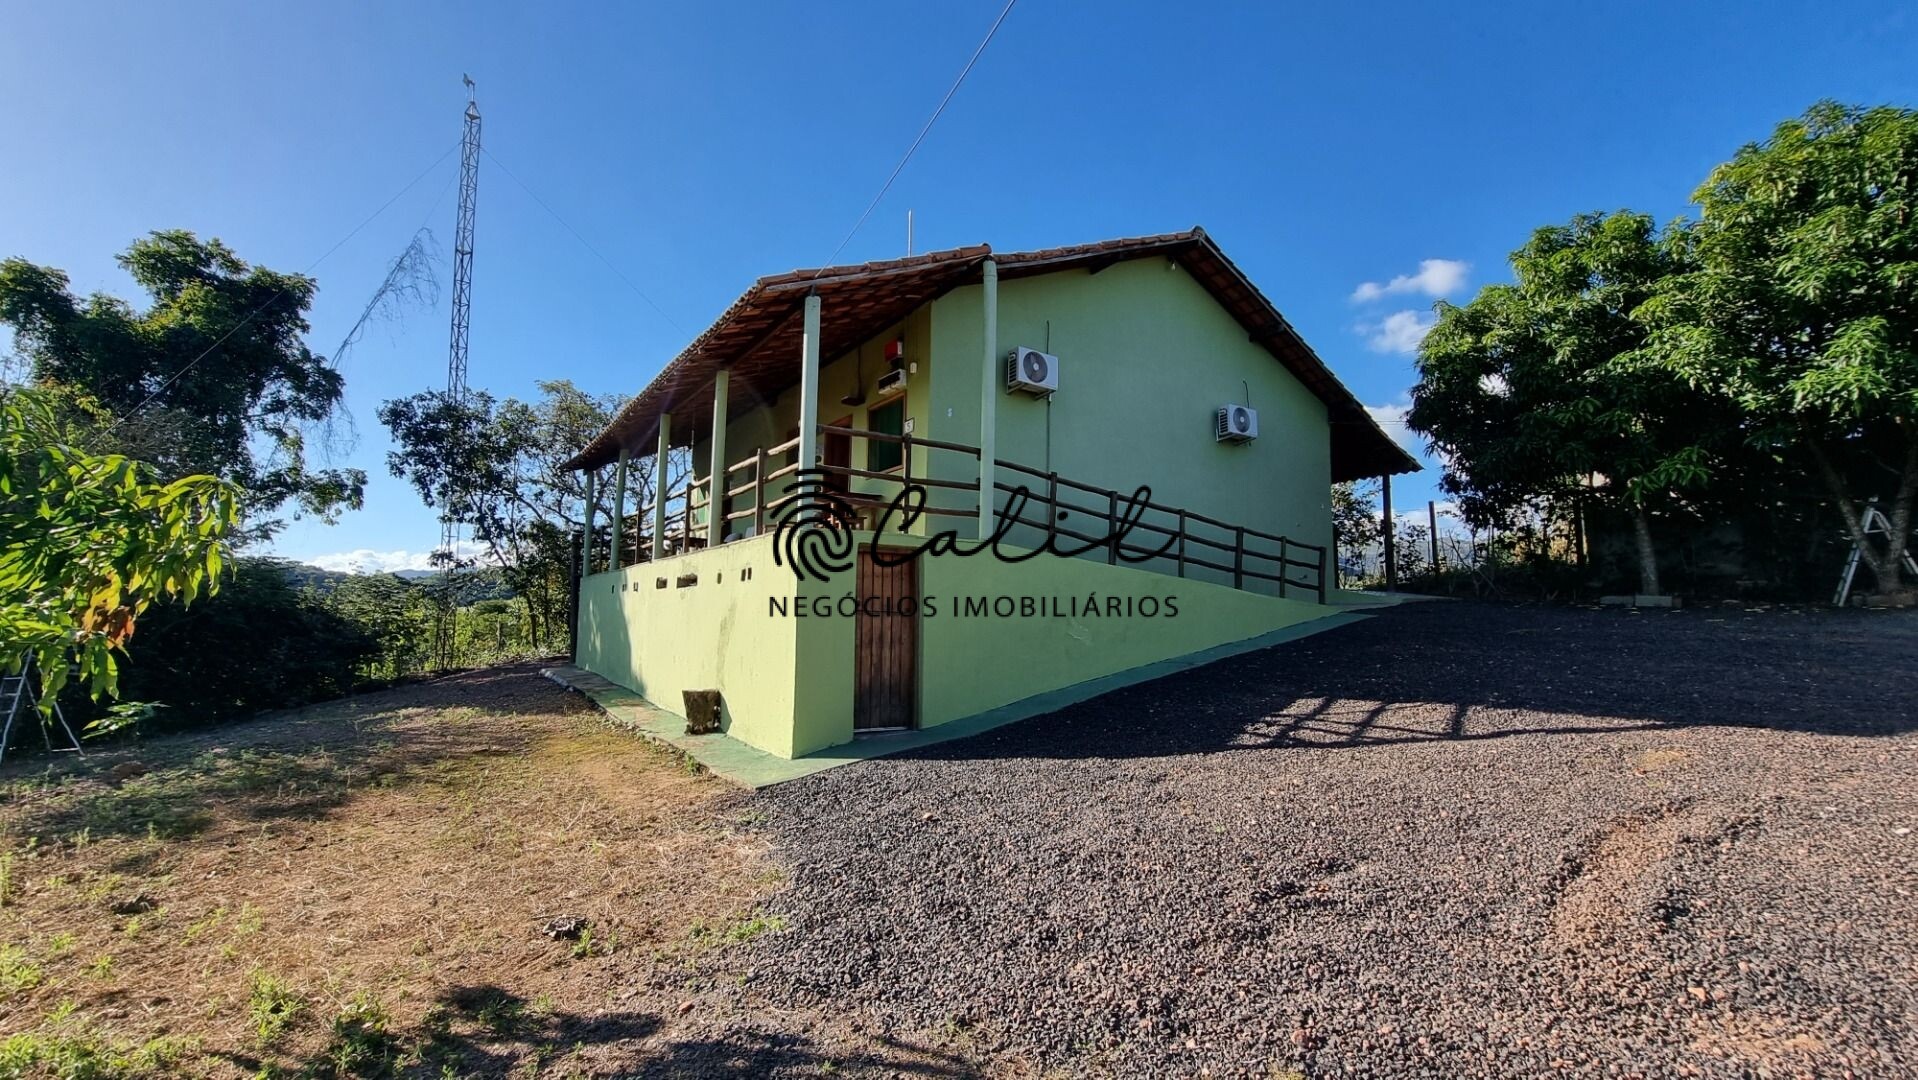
[{"xmin": 769, "ymin": 470, "xmax": 859, "ymax": 582}]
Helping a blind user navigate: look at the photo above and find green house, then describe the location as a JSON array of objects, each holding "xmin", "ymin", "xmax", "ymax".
[{"xmin": 565, "ymin": 228, "xmax": 1416, "ymax": 759}]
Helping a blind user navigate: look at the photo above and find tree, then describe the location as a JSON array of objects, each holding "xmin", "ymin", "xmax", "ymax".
[
  {"xmin": 0, "ymin": 386, "xmax": 238, "ymax": 717},
  {"xmin": 1330, "ymin": 480, "xmax": 1379, "ymax": 584},
  {"xmin": 1638, "ymin": 102, "xmax": 1918, "ymax": 597},
  {"xmin": 378, "ymin": 380, "xmax": 659, "ymax": 654},
  {"xmin": 0, "ymin": 230, "xmax": 365, "ymax": 536},
  {"xmin": 1409, "ymin": 211, "xmax": 1727, "ymax": 594}
]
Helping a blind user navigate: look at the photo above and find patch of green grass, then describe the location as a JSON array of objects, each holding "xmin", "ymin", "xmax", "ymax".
[
  {"xmin": 324, "ymin": 990, "xmax": 400, "ymax": 1077},
  {"xmin": 86, "ymin": 954, "xmax": 114, "ymax": 980},
  {"xmin": 0, "ymin": 1027, "xmax": 193, "ymax": 1079},
  {"xmin": 46, "ymin": 932, "xmax": 75, "ymax": 956},
  {"xmin": 685, "ymin": 911, "xmax": 789, "ymax": 952},
  {"xmin": 0, "ymin": 945, "xmax": 44, "ymax": 996},
  {"xmin": 247, "ymin": 971, "xmax": 304, "ymax": 1045}
]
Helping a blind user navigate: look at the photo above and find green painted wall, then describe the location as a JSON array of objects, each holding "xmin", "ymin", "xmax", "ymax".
[
  {"xmin": 576, "ymin": 536, "xmax": 807, "ymax": 757},
  {"xmin": 930, "ymin": 258, "xmax": 1335, "ymax": 591},
  {"xmin": 916, "ymin": 546, "xmax": 1335, "ymax": 727}
]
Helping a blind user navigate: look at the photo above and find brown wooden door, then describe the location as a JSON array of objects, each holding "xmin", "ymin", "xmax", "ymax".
[
  {"xmin": 854, "ymin": 550, "xmax": 917, "ymax": 731},
  {"xmin": 822, "ymin": 415, "xmax": 852, "ymax": 493}
]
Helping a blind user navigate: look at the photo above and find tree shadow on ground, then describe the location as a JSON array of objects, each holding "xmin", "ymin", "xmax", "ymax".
[
  {"xmin": 910, "ymin": 601, "xmax": 1918, "ymax": 763},
  {"xmin": 214, "ymin": 984, "xmax": 974, "ymax": 1079}
]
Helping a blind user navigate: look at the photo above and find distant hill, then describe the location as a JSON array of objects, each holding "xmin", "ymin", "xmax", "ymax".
[{"xmin": 277, "ymin": 561, "xmax": 514, "ymax": 600}]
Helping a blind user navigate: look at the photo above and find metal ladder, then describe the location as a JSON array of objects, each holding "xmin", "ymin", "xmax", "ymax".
[
  {"xmin": 0, "ymin": 658, "xmax": 85, "ymax": 767},
  {"xmin": 1833, "ymin": 499, "xmax": 1918, "ymax": 606}
]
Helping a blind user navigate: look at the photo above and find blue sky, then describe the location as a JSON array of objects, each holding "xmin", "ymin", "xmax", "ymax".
[{"xmin": 4, "ymin": 1, "xmax": 1913, "ymax": 569}]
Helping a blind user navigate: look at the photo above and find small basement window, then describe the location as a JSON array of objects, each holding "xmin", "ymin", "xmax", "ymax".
[{"xmin": 867, "ymin": 397, "xmax": 905, "ymax": 472}]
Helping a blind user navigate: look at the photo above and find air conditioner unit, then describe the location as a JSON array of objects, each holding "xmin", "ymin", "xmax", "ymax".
[
  {"xmin": 1005, "ymin": 347, "xmax": 1059, "ymax": 395},
  {"xmin": 875, "ymin": 367, "xmax": 908, "ymax": 396},
  {"xmin": 1215, "ymin": 404, "xmax": 1258, "ymax": 443}
]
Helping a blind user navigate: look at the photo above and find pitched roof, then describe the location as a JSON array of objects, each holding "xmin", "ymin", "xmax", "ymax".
[{"xmin": 566, "ymin": 227, "xmax": 1419, "ymax": 481}]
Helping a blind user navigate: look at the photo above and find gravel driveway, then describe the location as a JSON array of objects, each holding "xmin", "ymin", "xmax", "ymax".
[{"xmin": 741, "ymin": 601, "xmax": 1918, "ymax": 1078}]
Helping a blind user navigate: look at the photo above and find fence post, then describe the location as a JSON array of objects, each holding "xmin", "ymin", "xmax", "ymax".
[
  {"xmin": 1233, "ymin": 526, "xmax": 1245, "ymax": 590},
  {"xmin": 1278, "ymin": 539, "xmax": 1288, "ymax": 599},
  {"xmin": 1046, "ymin": 472, "xmax": 1059, "ymax": 544},
  {"xmin": 1107, "ymin": 489, "xmax": 1119, "ymax": 564},
  {"xmin": 1382, "ymin": 473, "xmax": 1397, "ymax": 591},
  {"xmin": 1428, "ymin": 499, "xmax": 1440, "ymax": 573},
  {"xmin": 1316, "ymin": 545, "xmax": 1328, "ymax": 605},
  {"xmin": 1176, "ymin": 509, "xmax": 1187, "ymax": 578}
]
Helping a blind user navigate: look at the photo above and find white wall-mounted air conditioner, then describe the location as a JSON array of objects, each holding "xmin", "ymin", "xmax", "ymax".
[
  {"xmin": 875, "ymin": 367, "xmax": 908, "ymax": 396},
  {"xmin": 1216, "ymin": 404, "xmax": 1258, "ymax": 443},
  {"xmin": 1005, "ymin": 347, "xmax": 1059, "ymax": 395}
]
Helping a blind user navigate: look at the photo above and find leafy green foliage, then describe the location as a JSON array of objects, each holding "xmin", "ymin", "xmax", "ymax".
[
  {"xmin": 111, "ymin": 559, "xmax": 376, "ymax": 730},
  {"xmin": 379, "ymin": 380, "xmax": 631, "ymax": 655},
  {"xmin": 1637, "ymin": 102, "xmax": 1918, "ymax": 593},
  {"xmin": 0, "ymin": 230, "xmax": 365, "ymax": 535},
  {"xmin": 0, "ymin": 387, "xmax": 239, "ymax": 715},
  {"xmin": 1409, "ymin": 211, "xmax": 1737, "ymax": 592}
]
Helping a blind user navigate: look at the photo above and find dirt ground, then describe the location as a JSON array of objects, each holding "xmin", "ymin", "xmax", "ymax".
[
  {"xmin": 4, "ymin": 602, "xmax": 1915, "ymax": 1079},
  {"xmin": 0, "ymin": 664, "xmax": 953, "ymax": 1078}
]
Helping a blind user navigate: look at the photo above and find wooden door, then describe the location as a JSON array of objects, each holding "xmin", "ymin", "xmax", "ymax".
[
  {"xmin": 822, "ymin": 415, "xmax": 852, "ymax": 493},
  {"xmin": 854, "ymin": 549, "xmax": 918, "ymax": 731}
]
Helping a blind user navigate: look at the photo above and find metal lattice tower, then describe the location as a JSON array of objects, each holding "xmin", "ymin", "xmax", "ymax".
[
  {"xmin": 434, "ymin": 77, "xmax": 480, "ymax": 667},
  {"xmin": 439, "ymin": 77, "xmax": 481, "ymax": 571}
]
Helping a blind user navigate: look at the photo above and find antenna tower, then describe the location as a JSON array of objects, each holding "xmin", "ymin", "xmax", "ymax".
[{"xmin": 437, "ymin": 77, "xmax": 481, "ymax": 664}]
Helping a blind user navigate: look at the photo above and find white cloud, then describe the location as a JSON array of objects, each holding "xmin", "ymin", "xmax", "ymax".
[
  {"xmin": 1364, "ymin": 401, "xmax": 1423, "ymax": 454},
  {"xmin": 1360, "ymin": 310, "xmax": 1435, "ymax": 355},
  {"xmin": 1351, "ymin": 259, "xmax": 1470, "ymax": 303},
  {"xmin": 308, "ymin": 541, "xmax": 492, "ymax": 575}
]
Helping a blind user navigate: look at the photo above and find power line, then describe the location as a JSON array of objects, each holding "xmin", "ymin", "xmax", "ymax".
[
  {"xmin": 481, "ymin": 147, "xmax": 685, "ymax": 336},
  {"xmin": 113, "ymin": 140, "xmax": 461, "ymax": 428},
  {"xmin": 813, "ymin": 0, "xmax": 1020, "ymax": 275}
]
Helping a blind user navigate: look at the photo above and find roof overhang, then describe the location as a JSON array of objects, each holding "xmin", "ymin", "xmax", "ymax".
[{"xmin": 565, "ymin": 227, "xmax": 1419, "ymax": 482}]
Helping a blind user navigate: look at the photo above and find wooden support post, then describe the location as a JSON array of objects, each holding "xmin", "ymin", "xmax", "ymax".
[
  {"xmin": 1316, "ymin": 546, "xmax": 1328, "ymax": 605},
  {"xmin": 652, "ymin": 415, "xmax": 671, "ymax": 561},
  {"xmin": 978, "ymin": 258, "xmax": 998, "ymax": 539},
  {"xmin": 610, "ymin": 448, "xmax": 628, "ymax": 569},
  {"xmin": 1234, "ymin": 526, "xmax": 1245, "ymax": 590},
  {"xmin": 580, "ymin": 468, "xmax": 597, "ymax": 575},
  {"xmin": 753, "ymin": 446, "xmax": 767, "ymax": 535},
  {"xmin": 1382, "ymin": 473, "xmax": 1397, "ymax": 591},
  {"xmin": 1428, "ymin": 499, "xmax": 1440, "ymax": 573},
  {"xmin": 1278, "ymin": 539, "xmax": 1288, "ymax": 599},
  {"xmin": 707, "ymin": 367, "xmax": 730, "ymax": 547},
  {"xmin": 798, "ymin": 293, "xmax": 822, "ymax": 484}
]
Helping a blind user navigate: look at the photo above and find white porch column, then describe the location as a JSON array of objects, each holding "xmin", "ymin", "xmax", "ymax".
[
  {"xmin": 978, "ymin": 258, "xmax": 998, "ymax": 537},
  {"xmin": 798, "ymin": 293, "xmax": 822, "ymax": 480},
  {"xmin": 580, "ymin": 467, "xmax": 597, "ymax": 575},
  {"xmin": 707, "ymin": 367, "xmax": 731, "ymax": 546},
  {"xmin": 652, "ymin": 415, "xmax": 672, "ymax": 561},
  {"xmin": 610, "ymin": 447, "xmax": 628, "ymax": 568}
]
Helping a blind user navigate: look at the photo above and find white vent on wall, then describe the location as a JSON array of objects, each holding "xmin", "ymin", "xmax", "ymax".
[
  {"xmin": 1215, "ymin": 404, "xmax": 1258, "ymax": 443},
  {"xmin": 1005, "ymin": 347, "xmax": 1059, "ymax": 395}
]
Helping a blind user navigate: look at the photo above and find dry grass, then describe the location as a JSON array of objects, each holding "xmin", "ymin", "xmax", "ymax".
[{"xmin": 0, "ymin": 664, "xmax": 776, "ymax": 1078}]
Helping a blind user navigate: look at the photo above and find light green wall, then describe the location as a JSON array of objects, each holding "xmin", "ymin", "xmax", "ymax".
[
  {"xmin": 917, "ymin": 546, "xmax": 1334, "ymax": 726},
  {"xmin": 576, "ymin": 536, "xmax": 807, "ymax": 757},
  {"xmin": 930, "ymin": 258, "xmax": 1334, "ymax": 591}
]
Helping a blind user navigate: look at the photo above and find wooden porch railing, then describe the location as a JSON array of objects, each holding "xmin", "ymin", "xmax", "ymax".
[{"xmin": 603, "ymin": 424, "xmax": 1328, "ymax": 604}]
